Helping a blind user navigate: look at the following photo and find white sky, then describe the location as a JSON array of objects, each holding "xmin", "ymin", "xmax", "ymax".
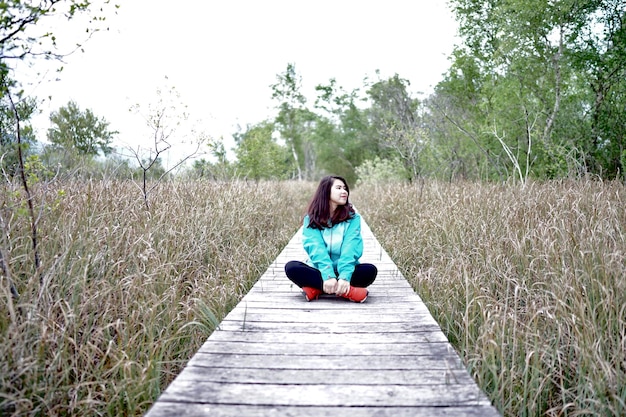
[{"xmin": 16, "ymin": 0, "xmax": 459, "ymax": 166}]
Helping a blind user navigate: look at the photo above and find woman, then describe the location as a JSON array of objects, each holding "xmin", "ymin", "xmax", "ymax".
[{"xmin": 285, "ymin": 175, "xmax": 377, "ymax": 302}]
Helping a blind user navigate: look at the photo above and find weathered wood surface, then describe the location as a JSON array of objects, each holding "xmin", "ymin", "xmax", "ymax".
[{"xmin": 145, "ymin": 220, "xmax": 501, "ymax": 417}]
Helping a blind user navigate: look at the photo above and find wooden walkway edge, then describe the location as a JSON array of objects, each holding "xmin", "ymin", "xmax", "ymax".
[{"xmin": 145, "ymin": 219, "xmax": 501, "ymax": 417}]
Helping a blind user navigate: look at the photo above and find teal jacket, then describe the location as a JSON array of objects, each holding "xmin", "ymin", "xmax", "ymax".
[{"xmin": 302, "ymin": 212, "xmax": 363, "ymax": 282}]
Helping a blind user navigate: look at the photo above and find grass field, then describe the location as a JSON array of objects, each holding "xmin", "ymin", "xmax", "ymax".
[
  {"xmin": 0, "ymin": 179, "xmax": 314, "ymax": 416},
  {"xmin": 1, "ymin": 179, "xmax": 624, "ymax": 416},
  {"xmin": 357, "ymin": 179, "xmax": 626, "ymax": 417}
]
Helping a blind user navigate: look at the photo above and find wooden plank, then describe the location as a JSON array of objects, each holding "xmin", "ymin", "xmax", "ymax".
[
  {"xmin": 220, "ymin": 310, "xmax": 435, "ymax": 323},
  {"xmin": 171, "ymin": 365, "xmax": 477, "ymax": 386},
  {"xmin": 228, "ymin": 300, "xmax": 430, "ymax": 310},
  {"xmin": 143, "ymin": 217, "xmax": 501, "ymax": 417},
  {"xmin": 186, "ymin": 353, "xmax": 467, "ymax": 371},
  {"xmin": 223, "ymin": 301, "xmax": 427, "ymax": 311},
  {"xmin": 206, "ymin": 330, "xmax": 451, "ymax": 344},
  {"xmin": 247, "ymin": 286, "xmax": 418, "ymax": 295},
  {"xmin": 215, "ymin": 321, "xmax": 442, "ymax": 333},
  {"xmin": 245, "ymin": 292, "xmax": 423, "ymax": 300},
  {"xmin": 157, "ymin": 381, "xmax": 493, "ymax": 407},
  {"xmin": 146, "ymin": 403, "xmax": 500, "ymax": 417},
  {"xmin": 197, "ymin": 340, "xmax": 458, "ymax": 356}
]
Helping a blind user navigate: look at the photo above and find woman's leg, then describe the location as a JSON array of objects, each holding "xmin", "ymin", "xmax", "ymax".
[
  {"xmin": 285, "ymin": 260, "xmax": 324, "ymax": 290},
  {"xmin": 350, "ymin": 263, "xmax": 377, "ymax": 288}
]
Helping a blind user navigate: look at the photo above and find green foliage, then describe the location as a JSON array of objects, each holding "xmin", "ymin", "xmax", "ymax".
[
  {"xmin": 0, "ymin": 0, "xmax": 116, "ymax": 188},
  {"xmin": 0, "ymin": 94, "xmax": 37, "ymax": 176},
  {"xmin": 567, "ymin": 0, "xmax": 626, "ymax": 175},
  {"xmin": 47, "ymin": 100, "xmax": 116, "ymax": 157},
  {"xmin": 271, "ymin": 63, "xmax": 319, "ymax": 180},
  {"xmin": 38, "ymin": 145, "xmax": 136, "ymax": 180},
  {"xmin": 365, "ymin": 74, "xmax": 430, "ymax": 181},
  {"xmin": 314, "ymin": 78, "xmax": 378, "ymax": 183},
  {"xmin": 133, "ymin": 157, "xmax": 166, "ymax": 181},
  {"xmin": 239, "ymin": 0, "xmax": 626, "ymax": 183},
  {"xmin": 367, "ymin": 73, "xmax": 419, "ymax": 133},
  {"xmin": 435, "ymin": 0, "xmax": 626, "ymax": 181},
  {"xmin": 187, "ymin": 135, "xmax": 232, "ymax": 180},
  {"xmin": 265, "ymin": 69, "xmax": 437, "ymax": 183},
  {"xmin": 355, "ymin": 156, "xmax": 407, "ymax": 185},
  {"xmin": 0, "ymin": 0, "xmax": 114, "ymax": 62},
  {"xmin": 188, "ymin": 157, "xmax": 233, "ymax": 181},
  {"xmin": 23, "ymin": 154, "xmax": 52, "ymax": 186},
  {"xmin": 304, "ymin": 115, "xmax": 355, "ymax": 183},
  {"xmin": 235, "ymin": 121, "xmax": 290, "ymax": 180}
]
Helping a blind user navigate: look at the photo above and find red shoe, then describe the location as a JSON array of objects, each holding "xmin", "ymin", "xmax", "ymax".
[
  {"xmin": 341, "ymin": 286, "xmax": 368, "ymax": 303},
  {"xmin": 302, "ymin": 287, "xmax": 322, "ymax": 301}
]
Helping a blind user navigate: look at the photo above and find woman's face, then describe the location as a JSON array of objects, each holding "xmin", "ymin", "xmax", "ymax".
[{"xmin": 329, "ymin": 179, "xmax": 349, "ymax": 210}]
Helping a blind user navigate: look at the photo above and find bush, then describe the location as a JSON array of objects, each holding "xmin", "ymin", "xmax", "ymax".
[{"xmin": 355, "ymin": 156, "xmax": 407, "ymax": 185}]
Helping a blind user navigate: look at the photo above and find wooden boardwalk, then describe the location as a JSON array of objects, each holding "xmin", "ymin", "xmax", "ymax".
[{"xmin": 145, "ymin": 219, "xmax": 501, "ymax": 417}]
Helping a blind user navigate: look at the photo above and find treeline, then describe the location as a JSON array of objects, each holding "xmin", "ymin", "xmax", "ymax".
[
  {"xmin": 2, "ymin": 0, "xmax": 625, "ymax": 185},
  {"xmin": 219, "ymin": 0, "xmax": 626, "ymax": 184}
]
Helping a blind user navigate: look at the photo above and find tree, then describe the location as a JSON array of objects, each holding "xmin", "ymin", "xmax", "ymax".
[
  {"xmin": 441, "ymin": 0, "xmax": 626, "ymax": 180},
  {"xmin": 234, "ymin": 121, "xmax": 290, "ymax": 180},
  {"xmin": 367, "ymin": 74, "xmax": 425, "ymax": 181},
  {"xmin": 0, "ymin": 93, "xmax": 37, "ymax": 175},
  {"xmin": 565, "ymin": 0, "xmax": 626, "ymax": 177},
  {"xmin": 314, "ymin": 78, "xmax": 377, "ymax": 184},
  {"xmin": 187, "ymin": 136, "xmax": 233, "ymax": 180},
  {"xmin": 128, "ymin": 83, "xmax": 203, "ymax": 209},
  {"xmin": 428, "ymin": 48, "xmax": 510, "ymax": 181},
  {"xmin": 0, "ymin": 0, "xmax": 115, "ymax": 74},
  {"xmin": 47, "ymin": 100, "xmax": 116, "ymax": 156},
  {"xmin": 1, "ymin": 1, "xmax": 116, "ymax": 177},
  {"xmin": 271, "ymin": 63, "xmax": 317, "ymax": 180}
]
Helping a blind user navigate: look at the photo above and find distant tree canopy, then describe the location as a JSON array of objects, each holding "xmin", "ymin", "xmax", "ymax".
[
  {"xmin": 252, "ymin": 1, "xmax": 626, "ymax": 183},
  {"xmin": 2, "ymin": 0, "xmax": 625, "ymax": 183},
  {"xmin": 234, "ymin": 121, "xmax": 290, "ymax": 181},
  {"xmin": 47, "ymin": 100, "xmax": 116, "ymax": 156},
  {"xmin": 1, "ymin": 0, "xmax": 118, "ymax": 176}
]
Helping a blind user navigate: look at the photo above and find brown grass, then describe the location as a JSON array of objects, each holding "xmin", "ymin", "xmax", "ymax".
[
  {"xmin": 2, "ymin": 178, "xmax": 624, "ymax": 416},
  {"xmin": 356, "ymin": 179, "xmax": 626, "ymax": 417},
  {"xmin": 0, "ymin": 179, "xmax": 314, "ymax": 416}
]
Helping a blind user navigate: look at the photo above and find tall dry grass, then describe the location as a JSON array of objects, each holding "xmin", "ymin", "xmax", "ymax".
[
  {"xmin": 356, "ymin": 179, "xmax": 626, "ymax": 417},
  {"xmin": 0, "ymin": 179, "xmax": 314, "ymax": 416},
  {"xmin": 3, "ymin": 178, "xmax": 624, "ymax": 416}
]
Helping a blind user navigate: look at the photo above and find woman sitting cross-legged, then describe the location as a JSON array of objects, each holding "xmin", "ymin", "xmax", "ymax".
[{"xmin": 285, "ymin": 175, "xmax": 377, "ymax": 303}]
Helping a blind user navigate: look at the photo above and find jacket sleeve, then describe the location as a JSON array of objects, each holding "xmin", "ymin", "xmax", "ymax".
[
  {"xmin": 302, "ymin": 216, "xmax": 336, "ymax": 280},
  {"xmin": 337, "ymin": 213, "xmax": 363, "ymax": 282}
]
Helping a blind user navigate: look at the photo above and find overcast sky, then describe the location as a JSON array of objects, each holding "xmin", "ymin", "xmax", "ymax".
[{"xmin": 17, "ymin": 0, "xmax": 460, "ymax": 165}]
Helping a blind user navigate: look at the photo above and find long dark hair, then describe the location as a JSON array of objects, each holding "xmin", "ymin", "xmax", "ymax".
[{"xmin": 306, "ymin": 175, "xmax": 355, "ymax": 229}]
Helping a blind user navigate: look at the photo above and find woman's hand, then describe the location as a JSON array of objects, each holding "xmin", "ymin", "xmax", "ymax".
[
  {"xmin": 323, "ymin": 278, "xmax": 338, "ymax": 294},
  {"xmin": 335, "ymin": 279, "xmax": 350, "ymax": 296}
]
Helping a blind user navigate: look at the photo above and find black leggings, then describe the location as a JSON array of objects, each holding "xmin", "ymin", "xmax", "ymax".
[{"xmin": 285, "ymin": 260, "xmax": 377, "ymax": 290}]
